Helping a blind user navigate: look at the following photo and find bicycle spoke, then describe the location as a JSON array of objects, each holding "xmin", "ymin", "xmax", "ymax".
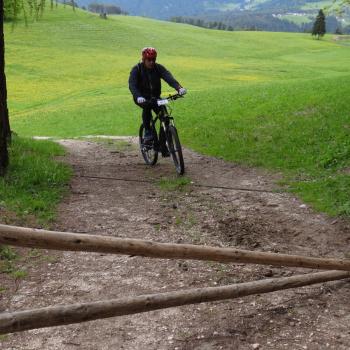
[{"xmin": 139, "ymin": 124, "xmax": 158, "ymax": 166}]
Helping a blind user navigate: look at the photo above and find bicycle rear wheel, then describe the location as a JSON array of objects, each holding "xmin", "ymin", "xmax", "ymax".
[
  {"xmin": 167, "ymin": 125, "xmax": 185, "ymax": 175},
  {"xmin": 139, "ymin": 124, "xmax": 158, "ymax": 166}
]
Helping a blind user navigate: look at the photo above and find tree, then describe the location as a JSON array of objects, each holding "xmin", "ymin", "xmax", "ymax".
[
  {"xmin": 1, "ymin": 0, "xmax": 73, "ymax": 176},
  {"xmin": 88, "ymin": 2, "xmax": 104, "ymax": 13},
  {"xmin": 104, "ymin": 4, "xmax": 122, "ymax": 15},
  {"xmin": 4, "ymin": 0, "xmax": 21, "ymax": 20},
  {"xmin": 335, "ymin": 27, "xmax": 343, "ymax": 34},
  {"xmin": 88, "ymin": 3, "xmax": 127, "ymax": 15},
  {"xmin": 312, "ymin": 9, "xmax": 326, "ymax": 39},
  {"xmin": 0, "ymin": 0, "xmax": 9, "ymax": 175}
]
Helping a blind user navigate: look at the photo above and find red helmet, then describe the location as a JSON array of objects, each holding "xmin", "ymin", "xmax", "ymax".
[{"xmin": 142, "ymin": 47, "xmax": 157, "ymax": 61}]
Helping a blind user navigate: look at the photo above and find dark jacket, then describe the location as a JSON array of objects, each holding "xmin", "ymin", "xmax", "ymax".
[{"xmin": 129, "ymin": 63, "xmax": 181, "ymax": 102}]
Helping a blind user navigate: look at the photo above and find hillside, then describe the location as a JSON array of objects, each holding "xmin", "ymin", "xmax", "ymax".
[
  {"xmin": 5, "ymin": 6, "xmax": 350, "ymax": 215},
  {"xmin": 3, "ymin": 7, "xmax": 350, "ymax": 349},
  {"xmin": 76, "ymin": 0, "xmax": 339, "ymax": 19},
  {"xmin": 75, "ymin": 0, "xmax": 350, "ymax": 33}
]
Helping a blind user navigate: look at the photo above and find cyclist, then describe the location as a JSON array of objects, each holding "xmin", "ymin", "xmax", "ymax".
[{"xmin": 128, "ymin": 47, "xmax": 187, "ymax": 150}]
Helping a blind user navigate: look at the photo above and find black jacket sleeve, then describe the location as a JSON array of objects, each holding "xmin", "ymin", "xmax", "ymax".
[
  {"xmin": 128, "ymin": 65, "xmax": 142, "ymax": 100},
  {"xmin": 157, "ymin": 64, "xmax": 181, "ymax": 91}
]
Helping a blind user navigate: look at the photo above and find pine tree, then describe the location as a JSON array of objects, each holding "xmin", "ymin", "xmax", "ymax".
[{"xmin": 312, "ymin": 9, "xmax": 326, "ymax": 39}]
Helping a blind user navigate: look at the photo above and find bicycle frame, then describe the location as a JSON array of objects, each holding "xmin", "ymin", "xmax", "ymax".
[
  {"xmin": 153, "ymin": 93, "xmax": 182, "ymax": 128},
  {"xmin": 153, "ymin": 106, "xmax": 174, "ymax": 132},
  {"xmin": 139, "ymin": 93, "xmax": 185, "ymax": 174},
  {"xmin": 149, "ymin": 95, "xmax": 180, "ymax": 148}
]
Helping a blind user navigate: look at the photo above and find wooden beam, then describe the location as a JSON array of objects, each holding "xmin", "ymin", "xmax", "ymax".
[
  {"xmin": 1, "ymin": 224, "xmax": 350, "ymax": 271},
  {"xmin": 0, "ymin": 270, "xmax": 349, "ymax": 334}
]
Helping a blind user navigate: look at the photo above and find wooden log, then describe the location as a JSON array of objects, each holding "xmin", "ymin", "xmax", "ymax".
[
  {"xmin": 0, "ymin": 270, "xmax": 349, "ymax": 334},
  {"xmin": 1, "ymin": 224, "xmax": 350, "ymax": 271}
]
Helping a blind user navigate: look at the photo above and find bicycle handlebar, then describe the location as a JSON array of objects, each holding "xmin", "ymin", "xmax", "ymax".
[
  {"xmin": 165, "ymin": 93, "xmax": 184, "ymax": 101},
  {"xmin": 157, "ymin": 93, "xmax": 184, "ymax": 106},
  {"xmin": 140, "ymin": 93, "xmax": 184, "ymax": 108}
]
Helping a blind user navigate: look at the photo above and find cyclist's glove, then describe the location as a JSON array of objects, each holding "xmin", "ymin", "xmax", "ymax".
[
  {"xmin": 137, "ymin": 97, "xmax": 146, "ymax": 104},
  {"xmin": 178, "ymin": 87, "xmax": 187, "ymax": 96}
]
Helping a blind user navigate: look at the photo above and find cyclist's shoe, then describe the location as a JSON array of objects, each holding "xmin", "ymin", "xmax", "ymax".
[
  {"xmin": 161, "ymin": 148, "xmax": 170, "ymax": 158},
  {"xmin": 143, "ymin": 130, "xmax": 154, "ymax": 143}
]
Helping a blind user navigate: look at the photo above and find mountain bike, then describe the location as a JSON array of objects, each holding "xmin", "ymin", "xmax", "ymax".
[{"xmin": 139, "ymin": 93, "xmax": 185, "ymax": 175}]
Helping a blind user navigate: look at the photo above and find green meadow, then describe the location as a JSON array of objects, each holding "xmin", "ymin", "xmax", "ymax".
[
  {"xmin": 5, "ymin": 6, "xmax": 350, "ymax": 216},
  {"xmin": 0, "ymin": 137, "xmax": 71, "ymax": 223}
]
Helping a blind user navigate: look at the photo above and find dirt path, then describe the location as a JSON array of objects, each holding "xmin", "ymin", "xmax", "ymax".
[{"xmin": 1, "ymin": 138, "xmax": 350, "ymax": 350}]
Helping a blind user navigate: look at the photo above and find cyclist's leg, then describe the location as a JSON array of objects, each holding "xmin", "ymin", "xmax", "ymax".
[{"xmin": 141, "ymin": 107, "xmax": 153, "ymax": 141}]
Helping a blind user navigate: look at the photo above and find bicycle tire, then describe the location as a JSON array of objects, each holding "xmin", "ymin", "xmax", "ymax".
[
  {"xmin": 167, "ymin": 125, "xmax": 185, "ymax": 175},
  {"xmin": 139, "ymin": 124, "xmax": 158, "ymax": 166}
]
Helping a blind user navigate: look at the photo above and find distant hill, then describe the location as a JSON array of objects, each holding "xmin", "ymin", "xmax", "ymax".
[
  {"xmin": 76, "ymin": 0, "xmax": 338, "ymax": 19},
  {"xmin": 75, "ymin": 0, "xmax": 349, "ymax": 33}
]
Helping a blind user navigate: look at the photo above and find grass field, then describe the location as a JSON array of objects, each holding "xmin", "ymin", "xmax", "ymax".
[
  {"xmin": 0, "ymin": 137, "xmax": 71, "ymax": 223},
  {"xmin": 301, "ymin": 1, "xmax": 333, "ymax": 10},
  {"xmin": 4, "ymin": 5, "xmax": 350, "ymax": 216}
]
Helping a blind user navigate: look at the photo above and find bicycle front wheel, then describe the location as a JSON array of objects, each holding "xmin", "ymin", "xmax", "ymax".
[
  {"xmin": 139, "ymin": 124, "xmax": 158, "ymax": 166},
  {"xmin": 167, "ymin": 125, "xmax": 185, "ymax": 175}
]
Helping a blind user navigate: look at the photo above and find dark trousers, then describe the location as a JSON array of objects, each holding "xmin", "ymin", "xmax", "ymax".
[{"xmin": 140, "ymin": 105, "xmax": 160, "ymax": 132}]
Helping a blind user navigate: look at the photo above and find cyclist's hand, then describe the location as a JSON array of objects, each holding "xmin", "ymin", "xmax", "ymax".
[
  {"xmin": 137, "ymin": 97, "xmax": 146, "ymax": 104},
  {"xmin": 178, "ymin": 87, "xmax": 187, "ymax": 96}
]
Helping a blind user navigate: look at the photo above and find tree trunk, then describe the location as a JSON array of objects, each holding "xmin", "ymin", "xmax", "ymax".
[{"xmin": 0, "ymin": 0, "xmax": 9, "ymax": 176}]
